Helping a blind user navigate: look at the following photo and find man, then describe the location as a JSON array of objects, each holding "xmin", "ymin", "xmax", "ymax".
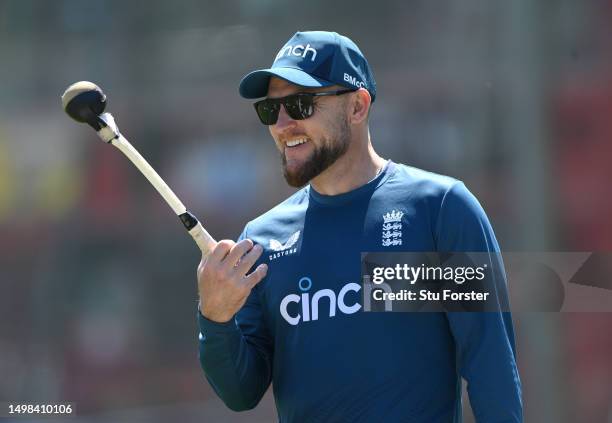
[{"xmin": 197, "ymin": 31, "xmax": 522, "ymax": 422}]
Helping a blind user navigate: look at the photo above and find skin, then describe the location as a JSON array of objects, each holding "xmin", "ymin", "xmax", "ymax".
[
  {"xmin": 198, "ymin": 77, "xmax": 386, "ymax": 323},
  {"xmin": 269, "ymin": 77, "xmax": 385, "ymax": 194}
]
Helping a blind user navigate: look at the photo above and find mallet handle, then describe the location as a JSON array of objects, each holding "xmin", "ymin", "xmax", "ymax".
[
  {"xmin": 113, "ymin": 135, "xmax": 185, "ymax": 214},
  {"xmin": 97, "ymin": 114, "xmax": 216, "ymax": 255}
]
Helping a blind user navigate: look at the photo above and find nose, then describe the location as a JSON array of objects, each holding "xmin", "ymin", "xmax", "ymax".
[{"xmin": 273, "ymin": 104, "xmax": 297, "ymax": 131}]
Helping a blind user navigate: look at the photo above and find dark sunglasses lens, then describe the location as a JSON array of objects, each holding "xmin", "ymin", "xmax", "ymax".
[
  {"xmin": 254, "ymin": 94, "xmax": 317, "ymax": 125},
  {"xmin": 255, "ymin": 101, "xmax": 280, "ymax": 125},
  {"xmin": 284, "ymin": 95, "xmax": 314, "ymax": 120}
]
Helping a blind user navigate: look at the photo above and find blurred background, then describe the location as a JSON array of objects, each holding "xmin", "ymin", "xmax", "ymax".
[{"xmin": 1, "ymin": 0, "xmax": 611, "ymax": 421}]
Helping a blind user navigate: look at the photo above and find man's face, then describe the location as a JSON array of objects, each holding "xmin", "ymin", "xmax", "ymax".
[{"xmin": 266, "ymin": 77, "xmax": 352, "ymax": 187}]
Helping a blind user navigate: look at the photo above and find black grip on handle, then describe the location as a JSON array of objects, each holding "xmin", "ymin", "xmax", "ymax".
[{"xmin": 179, "ymin": 211, "xmax": 199, "ymax": 230}]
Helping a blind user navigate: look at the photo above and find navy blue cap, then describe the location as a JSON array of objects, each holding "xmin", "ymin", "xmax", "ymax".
[{"xmin": 239, "ymin": 31, "xmax": 376, "ymax": 102}]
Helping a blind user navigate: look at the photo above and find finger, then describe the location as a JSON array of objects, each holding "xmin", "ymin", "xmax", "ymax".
[
  {"xmin": 224, "ymin": 238, "xmax": 254, "ymax": 266},
  {"xmin": 198, "ymin": 248, "xmax": 213, "ymax": 268},
  {"xmin": 234, "ymin": 243, "xmax": 264, "ymax": 276},
  {"xmin": 209, "ymin": 240, "xmax": 235, "ymax": 263},
  {"xmin": 243, "ymin": 263, "xmax": 268, "ymax": 289}
]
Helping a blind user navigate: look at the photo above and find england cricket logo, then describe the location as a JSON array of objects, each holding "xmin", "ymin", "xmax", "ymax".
[
  {"xmin": 382, "ymin": 210, "xmax": 404, "ymax": 247},
  {"xmin": 269, "ymin": 231, "xmax": 301, "ymax": 261}
]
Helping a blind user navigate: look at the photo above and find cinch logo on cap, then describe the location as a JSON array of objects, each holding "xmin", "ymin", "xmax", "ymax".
[{"xmin": 275, "ymin": 44, "xmax": 318, "ymax": 62}]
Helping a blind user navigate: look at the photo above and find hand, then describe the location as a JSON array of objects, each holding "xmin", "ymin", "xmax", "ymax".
[{"xmin": 197, "ymin": 239, "xmax": 268, "ymax": 323}]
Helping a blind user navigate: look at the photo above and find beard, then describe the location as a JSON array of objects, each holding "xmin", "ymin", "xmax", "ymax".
[{"xmin": 281, "ymin": 116, "xmax": 351, "ymax": 188}]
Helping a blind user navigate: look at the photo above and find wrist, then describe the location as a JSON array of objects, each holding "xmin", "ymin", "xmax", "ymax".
[{"xmin": 198, "ymin": 299, "xmax": 234, "ymax": 323}]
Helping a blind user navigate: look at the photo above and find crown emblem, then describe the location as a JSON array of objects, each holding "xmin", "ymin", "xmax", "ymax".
[{"xmin": 383, "ymin": 210, "xmax": 404, "ymax": 224}]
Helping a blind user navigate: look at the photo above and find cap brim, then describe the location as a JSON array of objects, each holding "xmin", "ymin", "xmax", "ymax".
[{"xmin": 239, "ymin": 67, "xmax": 334, "ymax": 99}]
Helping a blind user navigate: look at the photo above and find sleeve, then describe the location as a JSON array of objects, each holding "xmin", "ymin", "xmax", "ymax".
[
  {"xmin": 435, "ymin": 182, "xmax": 523, "ymax": 423},
  {"xmin": 197, "ymin": 224, "xmax": 274, "ymax": 411}
]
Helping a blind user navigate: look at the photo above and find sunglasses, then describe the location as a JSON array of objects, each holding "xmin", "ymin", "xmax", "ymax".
[{"xmin": 253, "ymin": 89, "xmax": 356, "ymax": 125}]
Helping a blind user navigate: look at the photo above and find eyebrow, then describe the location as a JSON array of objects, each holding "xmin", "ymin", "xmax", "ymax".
[
  {"xmin": 268, "ymin": 87, "xmax": 315, "ymax": 97},
  {"xmin": 267, "ymin": 85, "xmax": 343, "ymax": 99}
]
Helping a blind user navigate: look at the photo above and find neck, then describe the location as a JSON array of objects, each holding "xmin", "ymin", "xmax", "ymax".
[{"xmin": 310, "ymin": 131, "xmax": 386, "ymax": 196}]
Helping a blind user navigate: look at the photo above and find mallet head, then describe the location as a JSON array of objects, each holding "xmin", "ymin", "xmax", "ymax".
[{"xmin": 61, "ymin": 81, "xmax": 107, "ymax": 129}]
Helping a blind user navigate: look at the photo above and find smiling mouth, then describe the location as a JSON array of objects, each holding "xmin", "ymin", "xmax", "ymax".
[{"xmin": 285, "ymin": 138, "xmax": 308, "ymax": 148}]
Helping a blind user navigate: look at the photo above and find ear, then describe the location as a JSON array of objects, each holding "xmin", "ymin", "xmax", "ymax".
[{"xmin": 348, "ymin": 88, "xmax": 371, "ymax": 124}]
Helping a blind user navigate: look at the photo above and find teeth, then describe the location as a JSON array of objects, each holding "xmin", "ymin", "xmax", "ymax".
[{"xmin": 286, "ymin": 138, "xmax": 307, "ymax": 147}]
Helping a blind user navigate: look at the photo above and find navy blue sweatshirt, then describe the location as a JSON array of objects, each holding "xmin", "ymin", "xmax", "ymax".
[{"xmin": 198, "ymin": 162, "xmax": 522, "ymax": 422}]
